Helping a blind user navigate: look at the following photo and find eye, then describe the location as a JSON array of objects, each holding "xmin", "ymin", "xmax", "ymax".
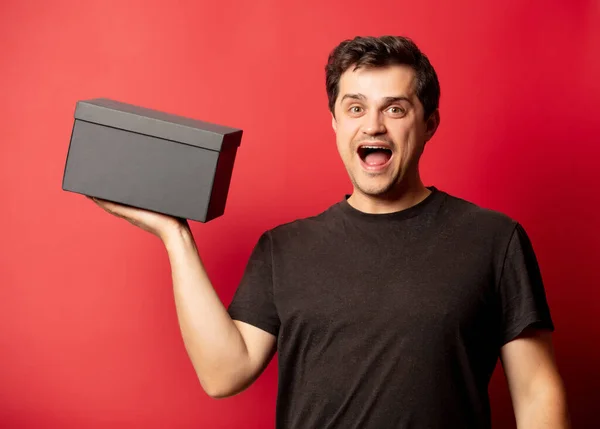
[
  {"xmin": 348, "ymin": 105, "xmax": 364, "ymax": 115},
  {"xmin": 387, "ymin": 106, "xmax": 405, "ymax": 116}
]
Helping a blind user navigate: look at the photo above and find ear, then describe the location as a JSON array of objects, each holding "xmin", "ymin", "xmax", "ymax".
[
  {"xmin": 331, "ymin": 111, "xmax": 337, "ymax": 133},
  {"xmin": 424, "ymin": 109, "xmax": 440, "ymax": 143}
]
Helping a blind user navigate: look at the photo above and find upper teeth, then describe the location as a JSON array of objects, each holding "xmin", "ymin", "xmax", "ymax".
[{"xmin": 363, "ymin": 146, "xmax": 388, "ymax": 149}]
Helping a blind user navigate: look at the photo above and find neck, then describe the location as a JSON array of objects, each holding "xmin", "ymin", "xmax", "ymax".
[{"xmin": 347, "ymin": 180, "xmax": 431, "ymax": 215}]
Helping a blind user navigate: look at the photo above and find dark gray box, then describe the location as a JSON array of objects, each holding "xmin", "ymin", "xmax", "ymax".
[{"xmin": 62, "ymin": 98, "xmax": 242, "ymax": 222}]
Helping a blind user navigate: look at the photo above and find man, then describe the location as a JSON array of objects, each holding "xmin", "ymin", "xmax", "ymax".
[{"xmin": 90, "ymin": 36, "xmax": 570, "ymax": 428}]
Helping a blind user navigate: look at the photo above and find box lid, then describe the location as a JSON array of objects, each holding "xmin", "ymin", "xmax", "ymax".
[{"xmin": 74, "ymin": 98, "xmax": 242, "ymax": 152}]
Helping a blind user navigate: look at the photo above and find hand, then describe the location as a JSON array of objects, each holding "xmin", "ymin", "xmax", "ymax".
[{"xmin": 87, "ymin": 196, "xmax": 189, "ymax": 241}]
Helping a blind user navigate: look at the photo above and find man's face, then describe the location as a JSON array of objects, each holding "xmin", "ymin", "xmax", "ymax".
[{"xmin": 332, "ymin": 64, "xmax": 437, "ymax": 198}]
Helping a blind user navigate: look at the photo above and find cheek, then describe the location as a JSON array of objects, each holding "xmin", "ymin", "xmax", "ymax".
[
  {"xmin": 335, "ymin": 123, "xmax": 357, "ymax": 149},
  {"xmin": 393, "ymin": 120, "xmax": 421, "ymax": 148},
  {"xmin": 336, "ymin": 135, "xmax": 353, "ymax": 161},
  {"xmin": 389, "ymin": 123, "xmax": 419, "ymax": 163}
]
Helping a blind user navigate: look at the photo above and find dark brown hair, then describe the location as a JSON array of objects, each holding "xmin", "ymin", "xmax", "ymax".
[{"xmin": 325, "ymin": 35, "xmax": 440, "ymax": 120}]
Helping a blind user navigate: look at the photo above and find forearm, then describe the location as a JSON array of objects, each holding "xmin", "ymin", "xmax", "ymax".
[
  {"xmin": 163, "ymin": 226, "xmax": 250, "ymax": 396},
  {"xmin": 516, "ymin": 383, "xmax": 571, "ymax": 429}
]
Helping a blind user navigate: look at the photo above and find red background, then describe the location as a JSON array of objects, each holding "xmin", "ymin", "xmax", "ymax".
[{"xmin": 1, "ymin": 1, "xmax": 598, "ymax": 427}]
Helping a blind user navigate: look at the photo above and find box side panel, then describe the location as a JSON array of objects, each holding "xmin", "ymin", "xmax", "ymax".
[
  {"xmin": 61, "ymin": 120, "xmax": 79, "ymax": 190},
  {"xmin": 62, "ymin": 121, "xmax": 218, "ymax": 222},
  {"xmin": 205, "ymin": 146, "xmax": 239, "ymax": 222},
  {"xmin": 222, "ymin": 129, "xmax": 243, "ymax": 151}
]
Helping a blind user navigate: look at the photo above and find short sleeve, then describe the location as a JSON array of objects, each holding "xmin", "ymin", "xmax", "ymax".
[
  {"xmin": 227, "ymin": 231, "xmax": 280, "ymax": 337},
  {"xmin": 498, "ymin": 223, "xmax": 554, "ymax": 345}
]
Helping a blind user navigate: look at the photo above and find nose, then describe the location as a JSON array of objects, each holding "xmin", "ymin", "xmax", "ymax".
[{"xmin": 361, "ymin": 110, "xmax": 386, "ymax": 136}]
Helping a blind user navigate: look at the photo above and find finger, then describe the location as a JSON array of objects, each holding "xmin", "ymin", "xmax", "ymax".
[
  {"xmin": 97, "ymin": 200, "xmax": 135, "ymax": 220},
  {"xmin": 87, "ymin": 196, "xmax": 102, "ymax": 207},
  {"xmin": 94, "ymin": 198, "xmax": 118, "ymax": 210}
]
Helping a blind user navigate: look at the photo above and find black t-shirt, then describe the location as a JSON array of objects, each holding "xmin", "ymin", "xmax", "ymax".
[{"xmin": 227, "ymin": 187, "xmax": 554, "ymax": 429}]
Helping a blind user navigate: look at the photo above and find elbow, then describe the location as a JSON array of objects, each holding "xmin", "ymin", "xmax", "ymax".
[
  {"xmin": 205, "ymin": 389, "xmax": 233, "ymax": 400},
  {"xmin": 516, "ymin": 379, "xmax": 571, "ymax": 428},
  {"xmin": 201, "ymin": 377, "xmax": 249, "ymax": 400},
  {"xmin": 202, "ymin": 380, "xmax": 234, "ymax": 399},
  {"xmin": 193, "ymin": 353, "xmax": 257, "ymax": 399}
]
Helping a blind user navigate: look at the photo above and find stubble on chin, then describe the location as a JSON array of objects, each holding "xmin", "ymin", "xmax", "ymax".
[{"xmin": 349, "ymin": 169, "xmax": 402, "ymax": 198}]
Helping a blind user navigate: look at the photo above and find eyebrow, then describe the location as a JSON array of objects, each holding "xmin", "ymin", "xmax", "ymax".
[{"xmin": 340, "ymin": 93, "xmax": 413, "ymax": 105}]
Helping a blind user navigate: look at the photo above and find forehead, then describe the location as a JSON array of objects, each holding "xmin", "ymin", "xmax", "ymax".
[{"xmin": 338, "ymin": 64, "xmax": 417, "ymax": 101}]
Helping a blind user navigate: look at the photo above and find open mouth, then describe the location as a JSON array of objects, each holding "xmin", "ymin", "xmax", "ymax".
[{"xmin": 357, "ymin": 145, "xmax": 393, "ymax": 168}]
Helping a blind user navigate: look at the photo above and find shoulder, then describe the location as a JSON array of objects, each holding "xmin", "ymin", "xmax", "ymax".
[
  {"xmin": 263, "ymin": 200, "xmax": 344, "ymax": 243},
  {"xmin": 438, "ymin": 190, "xmax": 520, "ymax": 236},
  {"xmin": 433, "ymin": 190, "xmax": 530, "ymax": 258},
  {"xmin": 435, "ymin": 191, "xmax": 535, "ymax": 275}
]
